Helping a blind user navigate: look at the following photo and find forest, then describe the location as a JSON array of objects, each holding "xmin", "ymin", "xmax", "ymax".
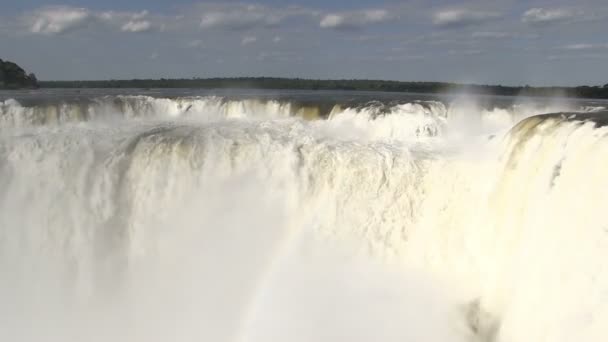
[
  {"xmin": 0, "ymin": 59, "xmax": 38, "ymax": 89},
  {"xmin": 3, "ymin": 57, "xmax": 607, "ymax": 99},
  {"xmin": 39, "ymin": 77, "xmax": 608, "ymax": 99}
]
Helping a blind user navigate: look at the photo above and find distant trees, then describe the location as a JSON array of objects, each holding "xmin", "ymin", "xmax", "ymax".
[
  {"xmin": 2, "ymin": 56, "xmax": 606, "ymax": 99},
  {"xmin": 0, "ymin": 59, "xmax": 38, "ymax": 89},
  {"xmin": 36, "ymin": 78, "xmax": 608, "ymax": 99},
  {"xmin": 28, "ymin": 73, "xmax": 38, "ymax": 84}
]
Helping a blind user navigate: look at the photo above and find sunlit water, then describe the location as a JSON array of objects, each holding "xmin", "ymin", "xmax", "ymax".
[{"xmin": 1, "ymin": 89, "xmax": 608, "ymax": 342}]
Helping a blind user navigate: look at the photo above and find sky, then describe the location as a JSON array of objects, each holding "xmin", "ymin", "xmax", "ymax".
[{"xmin": 1, "ymin": 0, "xmax": 607, "ymax": 86}]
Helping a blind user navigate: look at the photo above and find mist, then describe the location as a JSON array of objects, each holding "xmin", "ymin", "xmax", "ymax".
[{"xmin": 1, "ymin": 90, "xmax": 608, "ymax": 342}]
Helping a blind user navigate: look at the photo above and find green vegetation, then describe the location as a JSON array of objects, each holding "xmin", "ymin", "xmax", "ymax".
[
  {"xmin": 1, "ymin": 57, "xmax": 605, "ymax": 98},
  {"xmin": 0, "ymin": 59, "xmax": 38, "ymax": 89},
  {"xmin": 39, "ymin": 77, "xmax": 608, "ymax": 99}
]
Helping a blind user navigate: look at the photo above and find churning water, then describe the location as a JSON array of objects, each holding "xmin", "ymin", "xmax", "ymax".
[{"xmin": 1, "ymin": 89, "xmax": 608, "ymax": 342}]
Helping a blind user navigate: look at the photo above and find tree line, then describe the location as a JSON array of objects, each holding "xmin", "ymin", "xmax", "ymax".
[
  {"xmin": 2, "ymin": 57, "xmax": 606, "ymax": 99},
  {"xmin": 38, "ymin": 77, "xmax": 608, "ymax": 99}
]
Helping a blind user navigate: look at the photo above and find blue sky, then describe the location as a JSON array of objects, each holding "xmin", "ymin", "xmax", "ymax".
[{"xmin": 1, "ymin": 0, "xmax": 607, "ymax": 86}]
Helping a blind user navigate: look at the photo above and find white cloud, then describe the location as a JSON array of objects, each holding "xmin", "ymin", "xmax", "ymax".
[
  {"xmin": 355, "ymin": 54, "xmax": 424, "ymax": 62},
  {"xmin": 256, "ymin": 50, "xmax": 298, "ymax": 62},
  {"xmin": 28, "ymin": 6, "xmax": 91, "ymax": 35},
  {"xmin": 22, "ymin": 4, "xmax": 312, "ymax": 37},
  {"xmin": 26, "ymin": 7, "xmax": 158, "ymax": 35},
  {"xmin": 121, "ymin": 20, "xmax": 152, "ymax": 32},
  {"xmin": 320, "ymin": 9, "xmax": 393, "ymax": 29},
  {"xmin": 522, "ymin": 8, "xmax": 579, "ymax": 25},
  {"xmin": 199, "ymin": 4, "xmax": 301, "ymax": 30},
  {"xmin": 132, "ymin": 10, "xmax": 148, "ymax": 21},
  {"xmin": 319, "ymin": 15, "xmax": 343, "ymax": 28},
  {"xmin": 548, "ymin": 53, "xmax": 607, "ymax": 61},
  {"xmin": 472, "ymin": 31, "xmax": 511, "ymax": 38},
  {"xmin": 432, "ymin": 9, "xmax": 501, "ymax": 27},
  {"xmin": 117, "ymin": 10, "xmax": 152, "ymax": 32},
  {"xmin": 241, "ymin": 36, "xmax": 257, "ymax": 45},
  {"xmin": 201, "ymin": 12, "xmax": 278, "ymax": 30},
  {"xmin": 562, "ymin": 43, "xmax": 608, "ymax": 50},
  {"xmin": 471, "ymin": 31, "xmax": 540, "ymax": 40}
]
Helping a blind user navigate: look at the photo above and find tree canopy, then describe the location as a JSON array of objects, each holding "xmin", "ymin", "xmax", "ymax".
[
  {"xmin": 39, "ymin": 77, "xmax": 608, "ymax": 99},
  {"xmin": 0, "ymin": 59, "xmax": 38, "ymax": 89}
]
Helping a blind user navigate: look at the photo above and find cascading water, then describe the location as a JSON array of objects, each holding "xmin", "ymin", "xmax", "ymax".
[{"xmin": 1, "ymin": 90, "xmax": 607, "ymax": 342}]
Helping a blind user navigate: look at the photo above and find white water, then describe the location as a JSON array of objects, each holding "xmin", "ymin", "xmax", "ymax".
[{"xmin": 1, "ymin": 95, "xmax": 607, "ymax": 341}]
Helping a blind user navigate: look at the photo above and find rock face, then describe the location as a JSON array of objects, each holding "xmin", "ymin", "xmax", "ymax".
[{"xmin": 0, "ymin": 59, "xmax": 38, "ymax": 89}]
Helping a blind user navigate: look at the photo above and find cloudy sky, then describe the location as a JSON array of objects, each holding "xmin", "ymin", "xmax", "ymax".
[{"xmin": 1, "ymin": 0, "xmax": 607, "ymax": 86}]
